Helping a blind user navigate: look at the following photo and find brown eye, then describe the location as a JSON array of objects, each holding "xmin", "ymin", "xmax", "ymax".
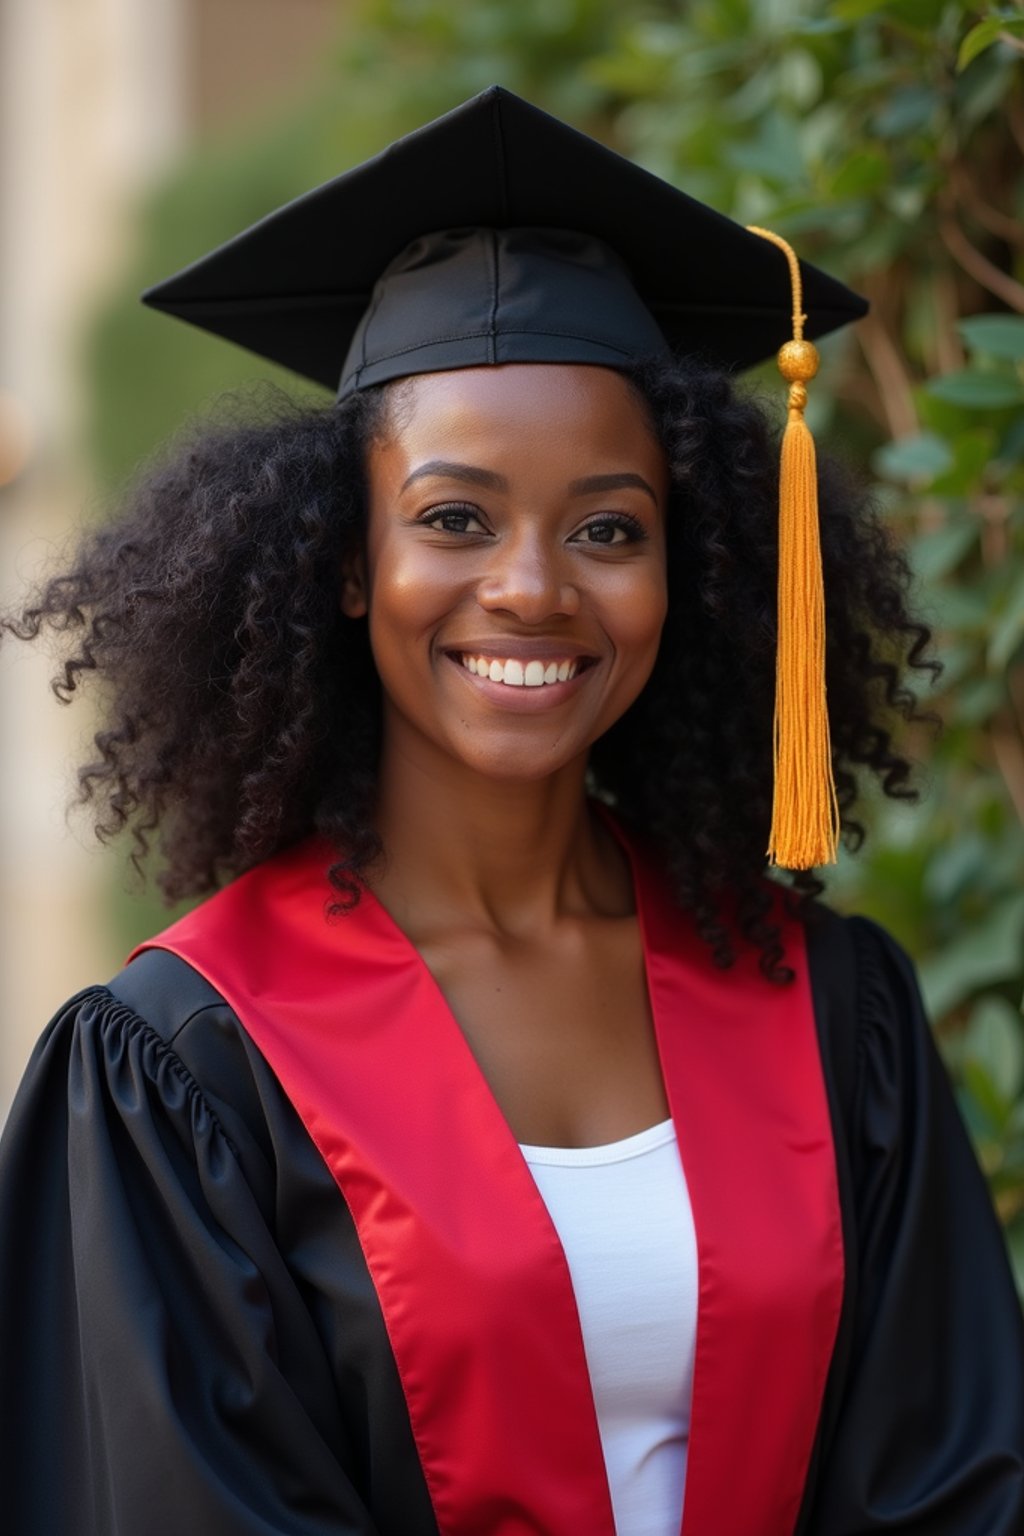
[
  {"xmin": 585, "ymin": 521, "xmax": 623, "ymax": 545},
  {"xmin": 420, "ymin": 504, "xmax": 486, "ymax": 534},
  {"xmin": 573, "ymin": 514, "xmax": 645, "ymax": 546}
]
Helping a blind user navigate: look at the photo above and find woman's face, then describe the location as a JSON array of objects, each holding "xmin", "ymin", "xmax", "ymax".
[{"xmin": 349, "ymin": 363, "xmax": 670, "ymax": 783}]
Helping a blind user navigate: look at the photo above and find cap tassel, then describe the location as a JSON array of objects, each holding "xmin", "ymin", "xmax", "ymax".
[{"xmin": 747, "ymin": 226, "xmax": 839, "ymax": 869}]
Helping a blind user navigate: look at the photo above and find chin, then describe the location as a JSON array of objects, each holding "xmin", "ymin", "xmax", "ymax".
[{"xmin": 446, "ymin": 735, "xmax": 591, "ymax": 784}]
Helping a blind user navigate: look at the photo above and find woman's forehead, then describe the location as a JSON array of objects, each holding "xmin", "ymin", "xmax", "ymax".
[{"xmin": 377, "ymin": 364, "xmax": 665, "ymax": 462}]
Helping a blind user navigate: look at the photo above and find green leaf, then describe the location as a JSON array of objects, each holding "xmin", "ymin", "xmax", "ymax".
[
  {"xmin": 874, "ymin": 431, "xmax": 953, "ymax": 484},
  {"xmin": 926, "ymin": 583, "xmax": 991, "ymax": 635},
  {"xmin": 926, "ymin": 370, "xmax": 1024, "ymax": 409},
  {"xmin": 925, "ymin": 833, "xmax": 987, "ymax": 904},
  {"xmin": 778, "ymin": 50, "xmax": 823, "ymax": 111},
  {"xmin": 998, "ymin": 415, "xmax": 1024, "ymax": 463},
  {"xmin": 871, "ymin": 84, "xmax": 938, "ymax": 138},
  {"xmin": 909, "ymin": 520, "xmax": 977, "ymax": 582},
  {"xmin": 965, "ymin": 994, "xmax": 1024, "ymax": 1099},
  {"xmin": 953, "ymin": 675, "xmax": 1006, "ymax": 725},
  {"xmin": 829, "ymin": 148, "xmax": 890, "ymax": 199},
  {"xmin": 830, "ymin": 0, "xmax": 890, "ymax": 19},
  {"xmin": 885, "ymin": 184, "xmax": 930, "ymax": 222},
  {"xmin": 962, "ymin": 1057, "xmax": 1012, "ymax": 1136},
  {"xmin": 989, "ymin": 576, "xmax": 1024, "ymax": 670},
  {"xmin": 929, "ymin": 429, "xmax": 998, "ymax": 496},
  {"xmin": 928, "ymin": 637, "xmax": 976, "ymax": 690},
  {"xmin": 725, "ymin": 110, "xmax": 805, "ymax": 183},
  {"xmin": 792, "ymin": 16, "xmax": 847, "ymax": 33},
  {"xmin": 919, "ymin": 891, "xmax": 1024, "ymax": 1017},
  {"xmin": 958, "ymin": 15, "xmax": 1024, "ymax": 72},
  {"xmin": 959, "ymin": 315, "xmax": 1024, "ymax": 361}
]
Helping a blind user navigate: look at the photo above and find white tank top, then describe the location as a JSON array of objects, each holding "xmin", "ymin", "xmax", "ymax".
[{"xmin": 519, "ymin": 1120, "xmax": 698, "ymax": 1536}]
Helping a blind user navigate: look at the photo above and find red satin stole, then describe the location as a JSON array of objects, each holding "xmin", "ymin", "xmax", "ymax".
[{"xmin": 134, "ymin": 827, "xmax": 844, "ymax": 1536}]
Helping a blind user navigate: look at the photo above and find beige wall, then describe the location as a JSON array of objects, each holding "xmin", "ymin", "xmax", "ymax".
[
  {"xmin": 0, "ymin": 0, "xmax": 338, "ymax": 1118},
  {"xmin": 190, "ymin": 0, "xmax": 341, "ymax": 134}
]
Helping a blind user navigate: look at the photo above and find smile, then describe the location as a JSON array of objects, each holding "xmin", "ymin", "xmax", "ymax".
[{"xmin": 458, "ymin": 655, "xmax": 583, "ymax": 687}]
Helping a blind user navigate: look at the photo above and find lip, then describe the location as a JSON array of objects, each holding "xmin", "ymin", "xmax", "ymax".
[{"xmin": 445, "ymin": 651, "xmax": 597, "ymax": 711}]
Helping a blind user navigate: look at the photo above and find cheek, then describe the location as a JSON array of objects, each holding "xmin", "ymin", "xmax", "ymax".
[
  {"xmin": 362, "ymin": 536, "xmax": 469, "ymax": 671},
  {"xmin": 602, "ymin": 562, "xmax": 670, "ymax": 667},
  {"xmin": 367, "ymin": 536, "xmax": 434, "ymax": 621}
]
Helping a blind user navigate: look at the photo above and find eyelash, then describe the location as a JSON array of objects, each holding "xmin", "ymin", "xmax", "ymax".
[
  {"xmin": 417, "ymin": 503, "xmax": 486, "ymax": 534},
  {"xmin": 417, "ymin": 504, "xmax": 647, "ymax": 545},
  {"xmin": 578, "ymin": 513, "xmax": 646, "ymax": 546}
]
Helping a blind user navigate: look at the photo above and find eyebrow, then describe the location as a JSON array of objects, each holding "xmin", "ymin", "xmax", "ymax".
[
  {"xmin": 568, "ymin": 472, "xmax": 658, "ymax": 505},
  {"xmin": 400, "ymin": 460, "xmax": 659, "ymax": 505},
  {"xmin": 401, "ymin": 460, "xmax": 506, "ymax": 493}
]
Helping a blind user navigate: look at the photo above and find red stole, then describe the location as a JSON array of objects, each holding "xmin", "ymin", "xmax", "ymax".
[{"xmin": 133, "ymin": 827, "xmax": 843, "ymax": 1536}]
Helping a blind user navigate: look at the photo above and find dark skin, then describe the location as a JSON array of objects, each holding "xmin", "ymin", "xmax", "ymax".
[{"xmin": 342, "ymin": 363, "xmax": 672, "ymax": 1147}]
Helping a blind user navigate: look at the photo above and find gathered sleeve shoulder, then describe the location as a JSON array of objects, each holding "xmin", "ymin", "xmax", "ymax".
[
  {"xmin": 0, "ymin": 966, "xmax": 380, "ymax": 1536},
  {"xmin": 802, "ymin": 912, "xmax": 1024, "ymax": 1535}
]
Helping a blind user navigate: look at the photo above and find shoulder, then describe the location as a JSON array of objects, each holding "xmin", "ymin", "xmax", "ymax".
[
  {"xmin": 107, "ymin": 946, "xmax": 227, "ymax": 1047},
  {"xmin": 101, "ymin": 948, "xmax": 292, "ymax": 1188},
  {"xmin": 801, "ymin": 901, "xmax": 923, "ymax": 1028},
  {"xmin": 1, "ymin": 950, "xmax": 289, "ymax": 1210},
  {"xmin": 798, "ymin": 903, "xmax": 936, "ymax": 1138}
]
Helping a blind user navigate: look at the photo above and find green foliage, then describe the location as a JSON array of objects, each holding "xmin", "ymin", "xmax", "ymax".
[
  {"xmin": 88, "ymin": 0, "xmax": 1024, "ymax": 1269},
  {"xmin": 958, "ymin": 13, "xmax": 1024, "ymax": 72}
]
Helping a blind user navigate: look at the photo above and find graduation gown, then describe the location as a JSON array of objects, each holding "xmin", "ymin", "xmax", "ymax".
[{"xmin": 1, "ymin": 825, "xmax": 1022, "ymax": 1536}]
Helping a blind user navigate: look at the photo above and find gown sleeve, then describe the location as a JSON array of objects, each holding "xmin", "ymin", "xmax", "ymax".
[
  {"xmin": 803, "ymin": 915, "xmax": 1024, "ymax": 1535},
  {"xmin": 0, "ymin": 984, "xmax": 381, "ymax": 1536}
]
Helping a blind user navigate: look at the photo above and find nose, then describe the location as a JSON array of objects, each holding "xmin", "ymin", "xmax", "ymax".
[{"xmin": 475, "ymin": 528, "xmax": 580, "ymax": 622}]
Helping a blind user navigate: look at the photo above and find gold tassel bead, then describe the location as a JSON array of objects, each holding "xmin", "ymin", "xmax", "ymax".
[{"xmin": 777, "ymin": 338, "xmax": 819, "ymax": 383}]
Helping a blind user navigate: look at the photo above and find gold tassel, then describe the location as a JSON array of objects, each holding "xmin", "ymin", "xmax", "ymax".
[{"xmin": 747, "ymin": 226, "xmax": 839, "ymax": 869}]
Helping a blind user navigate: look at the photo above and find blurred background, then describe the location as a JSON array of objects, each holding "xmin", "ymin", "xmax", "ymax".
[{"xmin": 2, "ymin": 0, "xmax": 1023, "ymax": 1281}]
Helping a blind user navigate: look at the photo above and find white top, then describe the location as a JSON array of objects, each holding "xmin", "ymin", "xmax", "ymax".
[{"xmin": 520, "ymin": 1119, "xmax": 698, "ymax": 1536}]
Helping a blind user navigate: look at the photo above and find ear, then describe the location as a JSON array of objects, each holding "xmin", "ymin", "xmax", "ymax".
[{"xmin": 340, "ymin": 548, "xmax": 369, "ymax": 618}]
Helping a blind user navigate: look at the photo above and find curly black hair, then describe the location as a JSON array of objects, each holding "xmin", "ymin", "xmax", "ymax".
[{"xmin": 3, "ymin": 358, "xmax": 937, "ymax": 977}]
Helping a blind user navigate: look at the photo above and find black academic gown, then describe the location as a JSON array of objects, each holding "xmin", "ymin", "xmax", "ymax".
[{"xmin": 0, "ymin": 891, "xmax": 1022, "ymax": 1535}]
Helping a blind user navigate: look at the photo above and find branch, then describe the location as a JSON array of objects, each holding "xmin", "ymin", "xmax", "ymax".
[
  {"xmin": 998, "ymin": 29, "xmax": 1024, "ymax": 54},
  {"xmin": 1009, "ymin": 88, "xmax": 1024, "ymax": 158},
  {"xmin": 939, "ymin": 214, "xmax": 1024, "ymax": 312},
  {"xmin": 931, "ymin": 267, "xmax": 967, "ymax": 375},
  {"xmin": 856, "ymin": 310, "xmax": 919, "ymax": 439},
  {"xmin": 979, "ymin": 507, "xmax": 1012, "ymax": 565},
  {"xmin": 831, "ymin": 374, "xmax": 891, "ymax": 433},
  {"xmin": 951, "ymin": 163, "xmax": 1024, "ymax": 249}
]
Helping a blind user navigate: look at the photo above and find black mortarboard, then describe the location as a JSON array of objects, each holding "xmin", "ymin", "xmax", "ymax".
[{"xmin": 141, "ymin": 85, "xmax": 866, "ymax": 398}]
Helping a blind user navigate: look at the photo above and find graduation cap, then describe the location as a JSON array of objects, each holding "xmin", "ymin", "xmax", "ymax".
[{"xmin": 143, "ymin": 86, "xmax": 869, "ymax": 870}]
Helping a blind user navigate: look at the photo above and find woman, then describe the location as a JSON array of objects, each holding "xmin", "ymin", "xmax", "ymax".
[{"xmin": 0, "ymin": 87, "xmax": 1022, "ymax": 1536}]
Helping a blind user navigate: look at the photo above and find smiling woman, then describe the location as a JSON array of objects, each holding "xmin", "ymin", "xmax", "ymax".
[{"xmin": 0, "ymin": 87, "xmax": 1022, "ymax": 1536}]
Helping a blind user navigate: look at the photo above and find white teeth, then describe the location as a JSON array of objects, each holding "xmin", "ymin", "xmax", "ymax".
[{"xmin": 460, "ymin": 655, "xmax": 584, "ymax": 687}]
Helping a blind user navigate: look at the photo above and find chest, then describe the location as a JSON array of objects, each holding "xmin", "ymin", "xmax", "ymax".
[{"xmin": 416, "ymin": 916, "xmax": 669, "ymax": 1146}]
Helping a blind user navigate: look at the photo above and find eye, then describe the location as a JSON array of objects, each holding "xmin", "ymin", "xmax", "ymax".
[
  {"xmin": 572, "ymin": 514, "xmax": 646, "ymax": 546},
  {"xmin": 418, "ymin": 503, "xmax": 488, "ymax": 535}
]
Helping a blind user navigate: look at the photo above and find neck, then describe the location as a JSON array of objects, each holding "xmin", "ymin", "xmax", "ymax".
[{"xmin": 370, "ymin": 734, "xmax": 629, "ymax": 935}]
